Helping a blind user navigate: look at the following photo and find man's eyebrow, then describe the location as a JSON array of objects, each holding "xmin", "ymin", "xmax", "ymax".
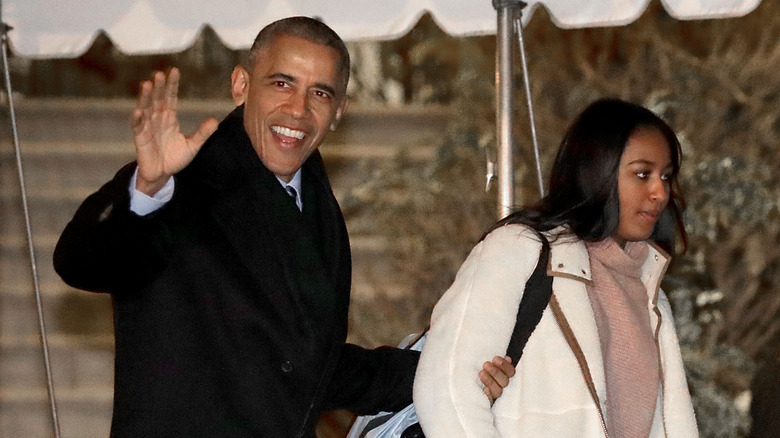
[
  {"xmin": 267, "ymin": 72, "xmax": 294, "ymax": 83},
  {"xmin": 267, "ymin": 73, "xmax": 336, "ymax": 97}
]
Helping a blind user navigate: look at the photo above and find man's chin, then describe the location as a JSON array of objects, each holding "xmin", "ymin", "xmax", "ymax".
[{"xmin": 265, "ymin": 163, "xmax": 302, "ymax": 182}]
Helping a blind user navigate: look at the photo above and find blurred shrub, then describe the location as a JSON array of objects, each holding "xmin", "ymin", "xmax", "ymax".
[{"xmin": 344, "ymin": 2, "xmax": 778, "ymax": 436}]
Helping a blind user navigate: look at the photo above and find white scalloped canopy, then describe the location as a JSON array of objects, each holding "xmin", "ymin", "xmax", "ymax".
[{"xmin": 4, "ymin": 0, "xmax": 761, "ymax": 58}]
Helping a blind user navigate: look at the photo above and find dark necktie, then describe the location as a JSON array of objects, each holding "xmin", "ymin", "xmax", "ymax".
[{"xmin": 285, "ymin": 185, "xmax": 301, "ymax": 211}]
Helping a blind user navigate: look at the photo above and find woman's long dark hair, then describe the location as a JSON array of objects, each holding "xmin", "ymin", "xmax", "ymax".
[{"xmin": 489, "ymin": 98, "xmax": 687, "ymax": 255}]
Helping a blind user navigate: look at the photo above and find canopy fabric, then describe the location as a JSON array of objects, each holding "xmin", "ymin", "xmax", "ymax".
[{"xmin": 5, "ymin": 0, "xmax": 761, "ymax": 58}]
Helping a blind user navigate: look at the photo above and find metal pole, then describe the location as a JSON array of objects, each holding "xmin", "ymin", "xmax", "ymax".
[
  {"xmin": 514, "ymin": 14, "xmax": 545, "ymax": 198},
  {"xmin": 492, "ymin": 0, "xmax": 526, "ymax": 219},
  {"xmin": 0, "ymin": 10, "xmax": 63, "ymax": 437}
]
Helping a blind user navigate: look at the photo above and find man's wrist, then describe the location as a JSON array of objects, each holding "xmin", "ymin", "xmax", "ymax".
[
  {"xmin": 135, "ymin": 175, "xmax": 169, "ymax": 197},
  {"xmin": 129, "ymin": 168, "xmax": 174, "ymax": 216}
]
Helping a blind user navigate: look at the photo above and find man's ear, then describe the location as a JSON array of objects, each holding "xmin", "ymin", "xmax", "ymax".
[
  {"xmin": 231, "ymin": 66, "xmax": 249, "ymax": 106},
  {"xmin": 330, "ymin": 98, "xmax": 349, "ymax": 131}
]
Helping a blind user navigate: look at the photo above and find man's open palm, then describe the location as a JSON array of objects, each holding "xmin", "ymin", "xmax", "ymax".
[{"xmin": 131, "ymin": 67, "xmax": 218, "ymax": 195}]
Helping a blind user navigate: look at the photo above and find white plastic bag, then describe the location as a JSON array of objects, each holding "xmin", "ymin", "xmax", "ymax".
[{"xmin": 346, "ymin": 333, "xmax": 426, "ymax": 438}]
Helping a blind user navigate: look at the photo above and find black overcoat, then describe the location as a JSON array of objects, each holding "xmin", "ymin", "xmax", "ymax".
[{"xmin": 54, "ymin": 107, "xmax": 417, "ymax": 437}]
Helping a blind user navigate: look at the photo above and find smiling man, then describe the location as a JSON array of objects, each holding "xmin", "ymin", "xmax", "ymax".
[
  {"xmin": 232, "ymin": 33, "xmax": 348, "ymax": 183},
  {"xmin": 53, "ymin": 17, "xmax": 511, "ymax": 438}
]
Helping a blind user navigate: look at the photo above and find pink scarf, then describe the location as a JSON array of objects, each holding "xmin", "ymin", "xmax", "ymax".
[{"xmin": 585, "ymin": 239, "xmax": 659, "ymax": 438}]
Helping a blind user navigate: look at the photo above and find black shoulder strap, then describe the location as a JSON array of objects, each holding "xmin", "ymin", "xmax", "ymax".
[
  {"xmin": 505, "ymin": 234, "xmax": 552, "ymax": 365},
  {"xmin": 397, "ymin": 235, "xmax": 553, "ymax": 438}
]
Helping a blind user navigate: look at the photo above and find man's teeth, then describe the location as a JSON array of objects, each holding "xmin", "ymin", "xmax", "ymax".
[{"xmin": 272, "ymin": 126, "xmax": 305, "ymax": 140}]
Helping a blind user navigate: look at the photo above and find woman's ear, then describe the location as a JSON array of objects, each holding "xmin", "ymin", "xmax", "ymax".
[{"xmin": 231, "ymin": 66, "xmax": 250, "ymax": 106}]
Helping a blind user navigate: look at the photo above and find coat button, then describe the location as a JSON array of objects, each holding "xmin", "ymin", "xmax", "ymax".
[
  {"xmin": 654, "ymin": 254, "xmax": 659, "ymax": 261},
  {"xmin": 281, "ymin": 361, "xmax": 293, "ymax": 373}
]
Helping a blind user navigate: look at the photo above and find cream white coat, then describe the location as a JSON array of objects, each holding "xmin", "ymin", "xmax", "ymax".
[{"xmin": 413, "ymin": 224, "xmax": 698, "ymax": 438}]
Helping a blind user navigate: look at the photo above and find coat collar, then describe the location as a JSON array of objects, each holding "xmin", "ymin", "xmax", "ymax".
[
  {"xmin": 547, "ymin": 232, "xmax": 593, "ymax": 285},
  {"xmin": 545, "ymin": 228, "xmax": 670, "ymax": 297},
  {"xmin": 188, "ymin": 107, "xmax": 350, "ymax": 311},
  {"xmin": 545, "ymin": 228, "xmax": 673, "ymax": 418}
]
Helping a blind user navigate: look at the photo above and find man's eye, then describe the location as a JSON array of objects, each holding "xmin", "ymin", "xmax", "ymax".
[{"xmin": 313, "ymin": 90, "xmax": 332, "ymax": 100}]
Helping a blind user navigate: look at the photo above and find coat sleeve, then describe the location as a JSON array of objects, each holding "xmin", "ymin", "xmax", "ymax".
[
  {"xmin": 413, "ymin": 225, "xmax": 542, "ymax": 438},
  {"xmin": 53, "ymin": 162, "xmax": 173, "ymax": 293},
  {"xmin": 322, "ymin": 343, "xmax": 421, "ymax": 415}
]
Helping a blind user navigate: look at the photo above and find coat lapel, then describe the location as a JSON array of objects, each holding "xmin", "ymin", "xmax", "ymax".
[
  {"xmin": 300, "ymin": 151, "xmax": 351, "ymax": 296},
  {"xmin": 547, "ymin": 237, "xmax": 607, "ymax": 404},
  {"xmin": 203, "ymin": 122, "xmax": 349, "ymax": 338},
  {"xmin": 546, "ymin": 235, "xmax": 672, "ymax": 415}
]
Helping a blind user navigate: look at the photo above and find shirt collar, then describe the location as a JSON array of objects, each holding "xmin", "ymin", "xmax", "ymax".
[{"xmin": 276, "ymin": 168, "xmax": 303, "ymax": 195}]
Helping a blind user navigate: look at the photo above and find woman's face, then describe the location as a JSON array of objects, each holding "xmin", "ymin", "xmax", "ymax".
[{"xmin": 615, "ymin": 127, "xmax": 673, "ymax": 247}]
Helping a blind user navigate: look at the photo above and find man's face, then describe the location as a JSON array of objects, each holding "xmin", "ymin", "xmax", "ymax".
[{"xmin": 231, "ymin": 35, "xmax": 347, "ymax": 182}]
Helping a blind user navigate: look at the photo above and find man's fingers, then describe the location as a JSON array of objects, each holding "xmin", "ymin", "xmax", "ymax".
[
  {"xmin": 132, "ymin": 78, "xmax": 154, "ymax": 137},
  {"xmin": 188, "ymin": 118, "xmax": 219, "ymax": 150},
  {"xmin": 165, "ymin": 67, "xmax": 180, "ymax": 112},
  {"xmin": 131, "ymin": 108, "xmax": 145, "ymax": 136},
  {"xmin": 136, "ymin": 80, "xmax": 152, "ymax": 110},
  {"xmin": 151, "ymin": 71, "xmax": 167, "ymax": 112}
]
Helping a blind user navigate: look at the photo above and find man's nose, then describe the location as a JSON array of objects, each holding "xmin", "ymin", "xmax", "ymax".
[{"xmin": 284, "ymin": 90, "xmax": 309, "ymax": 118}]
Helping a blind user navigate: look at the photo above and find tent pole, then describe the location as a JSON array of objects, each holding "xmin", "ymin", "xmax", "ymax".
[
  {"xmin": 492, "ymin": 0, "xmax": 526, "ymax": 219},
  {"xmin": 514, "ymin": 12, "xmax": 545, "ymax": 198},
  {"xmin": 0, "ymin": 6, "xmax": 63, "ymax": 437}
]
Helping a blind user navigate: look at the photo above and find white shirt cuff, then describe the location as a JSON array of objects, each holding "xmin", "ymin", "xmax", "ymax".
[{"xmin": 129, "ymin": 167, "xmax": 175, "ymax": 216}]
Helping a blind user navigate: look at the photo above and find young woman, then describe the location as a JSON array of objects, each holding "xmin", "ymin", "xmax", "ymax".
[{"xmin": 413, "ymin": 99, "xmax": 699, "ymax": 437}]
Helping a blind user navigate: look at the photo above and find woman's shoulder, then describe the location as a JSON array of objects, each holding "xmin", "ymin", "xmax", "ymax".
[
  {"xmin": 483, "ymin": 223, "xmax": 538, "ymax": 242},
  {"xmin": 478, "ymin": 224, "xmax": 550, "ymax": 258},
  {"xmin": 483, "ymin": 223, "xmax": 572, "ymax": 245}
]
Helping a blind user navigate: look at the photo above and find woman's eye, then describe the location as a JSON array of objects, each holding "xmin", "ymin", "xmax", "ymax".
[{"xmin": 637, "ymin": 171, "xmax": 650, "ymax": 179}]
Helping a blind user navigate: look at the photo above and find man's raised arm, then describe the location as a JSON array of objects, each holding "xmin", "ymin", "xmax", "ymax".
[{"xmin": 131, "ymin": 67, "xmax": 218, "ymax": 196}]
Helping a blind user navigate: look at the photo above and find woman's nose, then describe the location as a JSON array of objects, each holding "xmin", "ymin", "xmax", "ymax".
[{"xmin": 650, "ymin": 177, "xmax": 669, "ymax": 202}]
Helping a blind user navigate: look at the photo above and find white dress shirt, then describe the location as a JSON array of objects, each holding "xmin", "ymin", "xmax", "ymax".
[{"xmin": 128, "ymin": 167, "xmax": 303, "ymax": 215}]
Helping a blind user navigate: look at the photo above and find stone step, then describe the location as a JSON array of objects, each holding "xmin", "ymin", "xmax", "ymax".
[
  {"xmin": 1, "ymin": 229, "xmax": 405, "ymax": 310},
  {"xmin": 0, "ymin": 288, "xmax": 114, "ymax": 339},
  {"xmin": 0, "ymin": 335, "xmax": 114, "ymax": 435},
  {"xmin": 0, "ymin": 141, "xmax": 435, "ymax": 204},
  {"xmin": 0, "ymin": 98, "xmax": 448, "ymax": 145},
  {"xmin": 0, "ymin": 195, "xmax": 84, "ymax": 243},
  {"xmin": 0, "ymin": 101, "xmax": 445, "ymax": 219},
  {"xmin": 0, "ymin": 236, "xmax": 396, "ymax": 337},
  {"xmin": 0, "ymin": 231, "xmax": 62, "ymax": 289},
  {"xmin": 0, "ymin": 99, "xmax": 447, "ymax": 438},
  {"xmin": 0, "ymin": 337, "xmax": 114, "ymax": 390},
  {"xmin": 0, "ymin": 386, "xmax": 112, "ymax": 438},
  {"xmin": 0, "ymin": 99, "xmax": 233, "ymax": 143},
  {"xmin": 1, "ymin": 140, "xmax": 435, "ymax": 163},
  {"xmin": 0, "ymin": 146, "xmax": 136, "ymax": 198}
]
